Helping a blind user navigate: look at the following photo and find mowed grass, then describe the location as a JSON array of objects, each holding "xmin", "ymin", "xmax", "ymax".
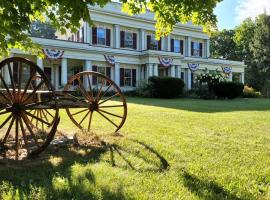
[{"xmin": 1, "ymin": 97, "xmax": 270, "ymax": 199}]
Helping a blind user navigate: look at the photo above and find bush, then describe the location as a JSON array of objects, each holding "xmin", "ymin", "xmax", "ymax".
[
  {"xmin": 242, "ymin": 85, "xmax": 262, "ymax": 98},
  {"xmin": 212, "ymin": 82, "xmax": 244, "ymax": 99},
  {"xmin": 187, "ymin": 87, "xmax": 215, "ymax": 99},
  {"xmin": 146, "ymin": 76, "xmax": 185, "ymax": 98}
]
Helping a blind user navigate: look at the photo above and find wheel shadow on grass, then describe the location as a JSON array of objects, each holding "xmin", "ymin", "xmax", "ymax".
[
  {"xmin": 183, "ymin": 171, "xmax": 252, "ymax": 200},
  {"xmin": 0, "ymin": 133, "xmax": 169, "ymax": 199}
]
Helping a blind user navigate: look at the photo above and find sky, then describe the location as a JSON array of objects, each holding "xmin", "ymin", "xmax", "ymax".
[{"xmin": 214, "ymin": 0, "xmax": 270, "ymax": 30}]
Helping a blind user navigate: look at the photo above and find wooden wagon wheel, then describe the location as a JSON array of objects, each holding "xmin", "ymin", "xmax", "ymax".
[
  {"xmin": 0, "ymin": 57, "xmax": 59, "ymax": 160},
  {"xmin": 64, "ymin": 71, "xmax": 127, "ymax": 133}
]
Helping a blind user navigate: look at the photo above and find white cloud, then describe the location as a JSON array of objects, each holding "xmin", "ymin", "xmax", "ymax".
[{"xmin": 235, "ymin": 0, "xmax": 270, "ymax": 23}]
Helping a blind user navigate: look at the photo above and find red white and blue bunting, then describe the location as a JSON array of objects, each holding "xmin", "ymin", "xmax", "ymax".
[
  {"xmin": 222, "ymin": 66, "xmax": 232, "ymax": 75},
  {"xmin": 188, "ymin": 63, "xmax": 199, "ymax": 72},
  {"xmin": 104, "ymin": 55, "xmax": 116, "ymax": 66},
  {"xmin": 158, "ymin": 56, "xmax": 173, "ymax": 67},
  {"xmin": 42, "ymin": 49, "xmax": 64, "ymax": 59}
]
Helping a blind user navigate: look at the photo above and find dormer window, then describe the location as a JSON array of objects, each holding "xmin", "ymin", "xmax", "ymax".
[
  {"xmin": 92, "ymin": 27, "xmax": 111, "ymax": 46},
  {"xmin": 147, "ymin": 35, "xmax": 161, "ymax": 50},
  {"xmin": 191, "ymin": 41, "xmax": 203, "ymax": 57},
  {"xmin": 171, "ymin": 39, "xmax": 184, "ymax": 54},
  {"xmin": 120, "ymin": 31, "xmax": 137, "ymax": 49}
]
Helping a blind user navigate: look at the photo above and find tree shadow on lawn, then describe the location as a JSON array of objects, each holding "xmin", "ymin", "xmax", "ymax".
[
  {"xmin": 127, "ymin": 97, "xmax": 270, "ymax": 113},
  {"xmin": 0, "ymin": 136, "xmax": 169, "ymax": 199},
  {"xmin": 183, "ymin": 171, "xmax": 252, "ymax": 200}
]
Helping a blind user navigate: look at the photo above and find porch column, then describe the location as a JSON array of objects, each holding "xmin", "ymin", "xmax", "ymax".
[
  {"xmin": 54, "ymin": 65, "xmax": 59, "ymax": 90},
  {"xmin": 139, "ymin": 29, "xmax": 146, "ymax": 51},
  {"xmin": 153, "ymin": 64, "xmax": 158, "ymax": 76},
  {"xmin": 187, "ymin": 69, "xmax": 192, "ymax": 89},
  {"xmin": 148, "ymin": 64, "xmax": 153, "ymax": 77},
  {"xmin": 170, "ymin": 65, "xmax": 176, "ymax": 77},
  {"xmin": 175, "ymin": 65, "xmax": 181, "ymax": 78},
  {"xmin": 136, "ymin": 66, "xmax": 140, "ymax": 86},
  {"xmin": 205, "ymin": 39, "xmax": 210, "ymax": 58},
  {"xmin": 37, "ymin": 57, "xmax": 43, "ymax": 70},
  {"xmin": 114, "ymin": 62, "xmax": 120, "ymax": 86},
  {"xmin": 84, "ymin": 60, "xmax": 92, "ymax": 88},
  {"xmin": 114, "ymin": 25, "xmax": 120, "ymax": 48},
  {"xmin": 167, "ymin": 35, "xmax": 171, "ymax": 52},
  {"xmin": 61, "ymin": 58, "xmax": 68, "ymax": 86},
  {"xmin": 228, "ymin": 73, "xmax": 233, "ymax": 81},
  {"xmin": 84, "ymin": 22, "xmax": 90, "ymax": 44},
  {"xmin": 185, "ymin": 36, "xmax": 192, "ymax": 57},
  {"xmin": 241, "ymin": 72, "xmax": 245, "ymax": 84}
]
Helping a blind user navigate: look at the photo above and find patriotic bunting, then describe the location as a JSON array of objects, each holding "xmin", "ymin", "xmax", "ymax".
[
  {"xmin": 188, "ymin": 63, "xmax": 199, "ymax": 72},
  {"xmin": 104, "ymin": 55, "xmax": 116, "ymax": 66},
  {"xmin": 222, "ymin": 66, "xmax": 232, "ymax": 75},
  {"xmin": 158, "ymin": 56, "xmax": 173, "ymax": 67},
  {"xmin": 42, "ymin": 49, "xmax": 64, "ymax": 59}
]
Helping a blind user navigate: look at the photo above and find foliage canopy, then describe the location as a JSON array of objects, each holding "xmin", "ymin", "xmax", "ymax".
[{"xmin": 0, "ymin": 0, "xmax": 222, "ymax": 56}]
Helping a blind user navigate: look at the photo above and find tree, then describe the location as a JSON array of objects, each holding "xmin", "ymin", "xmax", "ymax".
[
  {"xmin": 210, "ymin": 29, "xmax": 242, "ymax": 61},
  {"xmin": 250, "ymin": 13, "xmax": 270, "ymax": 95},
  {"xmin": 0, "ymin": 0, "xmax": 222, "ymax": 57},
  {"xmin": 30, "ymin": 21, "xmax": 57, "ymax": 39}
]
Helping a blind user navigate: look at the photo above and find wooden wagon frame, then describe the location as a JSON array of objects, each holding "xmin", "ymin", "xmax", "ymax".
[{"xmin": 0, "ymin": 57, "xmax": 127, "ymax": 160}]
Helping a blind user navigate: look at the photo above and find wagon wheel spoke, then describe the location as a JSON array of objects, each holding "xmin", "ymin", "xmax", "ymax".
[
  {"xmin": 87, "ymin": 111, "xmax": 93, "ymax": 131},
  {"xmin": 96, "ymin": 110, "xmax": 118, "ymax": 128},
  {"xmin": 24, "ymin": 110, "xmax": 51, "ymax": 126},
  {"xmin": 7, "ymin": 63, "xmax": 16, "ymax": 94},
  {"xmin": 98, "ymin": 109, "xmax": 123, "ymax": 118},
  {"xmin": 87, "ymin": 75, "xmax": 94, "ymax": 101},
  {"xmin": 21, "ymin": 73, "xmax": 35, "ymax": 99},
  {"xmin": 0, "ymin": 92, "xmax": 11, "ymax": 104},
  {"xmin": 0, "ymin": 110, "xmax": 10, "ymax": 115},
  {"xmin": 79, "ymin": 110, "xmax": 90, "ymax": 125},
  {"xmin": 18, "ymin": 117, "xmax": 29, "ymax": 148},
  {"xmin": 0, "ymin": 114, "xmax": 13, "ymax": 129},
  {"xmin": 98, "ymin": 92, "xmax": 120, "ymax": 105},
  {"xmin": 1, "ymin": 116, "xmax": 15, "ymax": 144},
  {"xmin": 78, "ymin": 79, "xmax": 91, "ymax": 102},
  {"xmin": 18, "ymin": 61, "xmax": 23, "ymax": 94},
  {"xmin": 22, "ymin": 80, "xmax": 45, "ymax": 104},
  {"xmin": 98, "ymin": 83, "xmax": 112, "ymax": 102},
  {"xmin": 21, "ymin": 114, "xmax": 40, "ymax": 147},
  {"xmin": 95, "ymin": 79, "xmax": 105, "ymax": 102},
  {"xmin": 0, "ymin": 73, "xmax": 13, "ymax": 101},
  {"xmin": 15, "ymin": 117, "xmax": 19, "ymax": 160},
  {"xmin": 99, "ymin": 105, "xmax": 124, "ymax": 108},
  {"xmin": 71, "ymin": 108, "xmax": 89, "ymax": 116}
]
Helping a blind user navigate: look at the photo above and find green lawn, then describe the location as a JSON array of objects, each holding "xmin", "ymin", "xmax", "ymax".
[{"xmin": 1, "ymin": 97, "xmax": 270, "ymax": 199}]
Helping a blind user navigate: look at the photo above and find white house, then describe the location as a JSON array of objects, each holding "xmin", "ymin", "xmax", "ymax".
[{"xmin": 8, "ymin": 2, "xmax": 245, "ymax": 90}]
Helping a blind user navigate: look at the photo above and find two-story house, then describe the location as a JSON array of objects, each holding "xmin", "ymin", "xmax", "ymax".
[{"xmin": 8, "ymin": 2, "xmax": 245, "ymax": 90}]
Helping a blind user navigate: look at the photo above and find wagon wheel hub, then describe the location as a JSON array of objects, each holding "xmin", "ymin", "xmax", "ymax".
[
  {"xmin": 89, "ymin": 101, "xmax": 99, "ymax": 111},
  {"xmin": 6, "ymin": 103, "xmax": 23, "ymax": 115}
]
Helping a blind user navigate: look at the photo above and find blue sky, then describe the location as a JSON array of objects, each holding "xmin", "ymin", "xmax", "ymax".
[{"xmin": 214, "ymin": 0, "xmax": 270, "ymax": 30}]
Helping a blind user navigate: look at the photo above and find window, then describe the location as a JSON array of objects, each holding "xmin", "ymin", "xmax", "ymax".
[
  {"xmin": 174, "ymin": 40, "xmax": 180, "ymax": 53},
  {"xmin": 120, "ymin": 68, "xmax": 136, "ymax": 87},
  {"xmin": 147, "ymin": 35, "xmax": 161, "ymax": 50},
  {"xmin": 91, "ymin": 66, "xmax": 111, "ymax": 85},
  {"xmin": 191, "ymin": 42, "xmax": 203, "ymax": 57},
  {"xmin": 124, "ymin": 69, "xmax": 132, "ymax": 86},
  {"xmin": 97, "ymin": 28, "xmax": 106, "ymax": 45},
  {"xmin": 181, "ymin": 72, "xmax": 185, "ymax": 80},
  {"xmin": 124, "ymin": 32, "xmax": 133, "ymax": 48}
]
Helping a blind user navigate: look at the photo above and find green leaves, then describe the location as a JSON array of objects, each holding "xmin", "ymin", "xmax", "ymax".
[{"xmin": 0, "ymin": 0, "xmax": 221, "ymax": 57}]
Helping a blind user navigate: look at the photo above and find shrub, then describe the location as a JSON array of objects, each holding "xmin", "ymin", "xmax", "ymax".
[
  {"xmin": 212, "ymin": 82, "xmax": 244, "ymax": 99},
  {"xmin": 242, "ymin": 85, "xmax": 262, "ymax": 98},
  {"xmin": 146, "ymin": 76, "xmax": 185, "ymax": 98},
  {"xmin": 187, "ymin": 87, "xmax": 215, "ymax": 99}
]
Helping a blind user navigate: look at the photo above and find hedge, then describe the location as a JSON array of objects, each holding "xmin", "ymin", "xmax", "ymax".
[
  {"xmin": 211, "ymin": 82, "xmax": 244, "ymax": 99},
  {"xmin": 147, "ymin": 76, "xmax": 185, "ymax": 98}
]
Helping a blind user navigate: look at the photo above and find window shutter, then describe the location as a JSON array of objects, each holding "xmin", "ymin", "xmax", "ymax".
[
  {"xmin": 199, "ymin": 43, "xmax": 203, "ymax": 57},
  {"xmin": 120, "ymin": 68, "xmax": 124, "ymax": 87},
  {"xmin": 171, "ymin": 39, "xmax": 174, "ymax": 52},
  {"xmin": 120, "ymin": 31, "xmax": 125, "ymax": 48},
  {"xmin": 191, "ymin": 42, "xmax": 194, "ymax": 56},
  {"xmin": 158, "ymin": 39, "xmax": 162, "ymax": 50},
  {"xmin": 106, "ymin": 67, "xmax": 111, "ymax": 86},
  {"xmin": 133, "ymin": 33, "xmax": 137, "ymax": 49},
  {"xmin": 77, "ymin": 31, "xmax": 80, "ymax": 42},
  {"xmin": 180, "ymin": 40, "xmax": 184, "ymax": 54},
  {"xmin": 13, "ymin": 62, "xmax": 19, "ymax": 84},
  {"xmin": 132, "ymin": 69, "xmax": 136, "ymax": 87},
  {"xmin": 92, "ymin": 65, "xmax": 97, "ymax": 85},
  {"xmin": 82, "ymin": 27, "xmax": 84, "ymax": 42},
  {"xmin": 147, "ymin": 35, "xmax": 151, "ymax": 50},
  {"xmin": 106, "ymin": 29, "xmax": 111, "ymax": 46},
  {"xmin": 92, "ymin": 27, "xmax": 97, "ymax": 45}
]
